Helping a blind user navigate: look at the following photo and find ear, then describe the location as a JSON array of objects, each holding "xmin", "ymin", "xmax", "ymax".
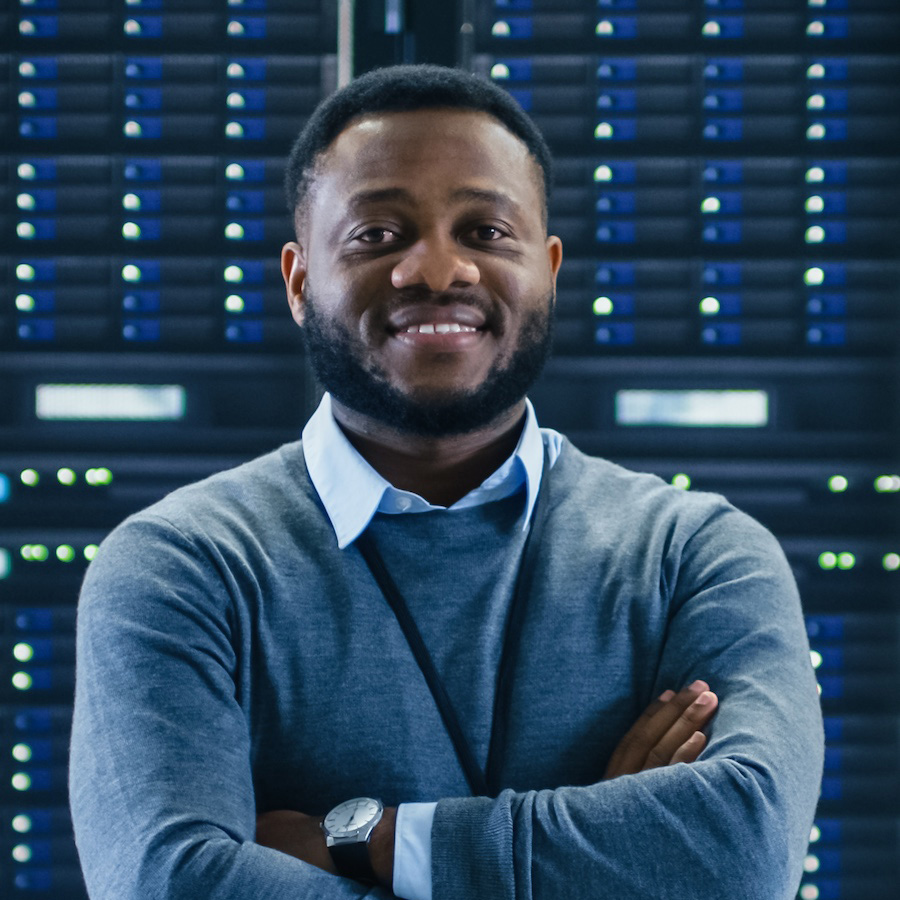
[
  {"xmin": 546, "ymin": 235, "xmax": 563, "ymax": 303},
  {"xmin": 281, "ymin": 241, "xmax": 307, "ymax": 327}
]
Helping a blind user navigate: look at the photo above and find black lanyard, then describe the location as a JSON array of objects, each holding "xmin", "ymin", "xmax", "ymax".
[{"xmin": 355, "ymin": 464, "xmax": 550, "ymax": 798}]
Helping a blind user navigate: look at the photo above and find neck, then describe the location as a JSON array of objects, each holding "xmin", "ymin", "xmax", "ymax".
[{"xmin": 331, "ymin": 399, "xmax": 528, "ymax": 507}]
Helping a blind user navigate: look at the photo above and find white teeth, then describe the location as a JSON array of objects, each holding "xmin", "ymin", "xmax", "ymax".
[{"xmin": 402, "ymin": 323, "xmax": 478, "ymax": 334}]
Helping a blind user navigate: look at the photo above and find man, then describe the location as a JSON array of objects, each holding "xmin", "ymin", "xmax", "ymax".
[{"xmin": 70, "ymin": 65, "xmax": 823, "ymax": 900}]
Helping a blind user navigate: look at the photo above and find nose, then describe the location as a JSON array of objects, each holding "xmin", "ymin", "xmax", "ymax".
[{"xmin": 391, "ymin": 236, "xmax": 480, "ymax": 293}]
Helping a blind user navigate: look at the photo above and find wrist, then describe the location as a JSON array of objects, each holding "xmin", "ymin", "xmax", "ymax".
[{"xmin": 368, "ymin": 805, "xmax": 396, "ymax": 888}]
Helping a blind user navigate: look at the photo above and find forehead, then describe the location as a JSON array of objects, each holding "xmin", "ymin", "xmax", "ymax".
[{"xmin": 312, "ymin": 108, "xmax": 544, "ymax": 213}]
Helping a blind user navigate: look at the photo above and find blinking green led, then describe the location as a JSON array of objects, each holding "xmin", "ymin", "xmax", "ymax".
[
  {"xmin": 12, "ymin": 843, "xmax": 33, "ymax": 863},
  {"xmin": 84, "ymin": 544, "xmax": 100, "ymax": 561},
  {"xmin": 699, "ymin": 297, "xmax": 720, "ymax": 315},
  {"xmin": 225, "ymin": 163, "xmax": 245, "ymax": 180},
  {"xmin": 809, "ymin": 651, "xmax": 822, "ymax": 669},
  {"xmin": 592, "ymin": 297, "xmax": 614, "ymax": 316},
  {"xmin": 12, "ymin": 672, "xmax": 33, "ymax": 691},
  {"xmin": 20, "ymin": 468, "xmax": 39, "ymax": 486},
  {"xmin": 12, "ymin": 743, "xmax": 32, "ymax": 763},
  {"xmin": 882, "ymin": 553, "xmax": 900, "ymax": 572},
  {"xmin": 57, "ymin": 467, "xmax": 76, "ymax": 486},
  {"xmin": 836, "ymin": 552, "xmax": 855, "ymax": 570},
  {"xmin": 56, "ymin": 544, "xmax": 76, "ymax": 563},
  {"xmin": 490, "ymin": 64, "xmax": 510, "ymax": 80},
  {"xmin": 224, "ymin": 265, "xmax": 244, "ymax": 283},
  {"xmin": 593, "ymin": 165, "xmax": 613, "ymax": 182},
  {"xmin": 671, "ymin": 474, "xmax": 691, "ymax": 490},
  {"xmin": 13, "ymin": 643, "xmax": 34, "ymax": 663},
  {"xmin": 827, "ymin": 475, "xmax": 848, "ymax": 493},
  {"xmin": 225, "ymin": 295, "xmax": 245, "ymax": 313},
  {"xmin": 818, "ymin": 551, "xmax": 837, "ymax": 570}
]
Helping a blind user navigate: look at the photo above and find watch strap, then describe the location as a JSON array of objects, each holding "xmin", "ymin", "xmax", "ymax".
[{"xmin": 329, "ymin": 839, "xmax": 378, "ymax": 885}]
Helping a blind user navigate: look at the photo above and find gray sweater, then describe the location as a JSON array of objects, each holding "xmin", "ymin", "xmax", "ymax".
[{"xmin": 70, "ymin": 438, "xmax": 823, "ymax": 899}]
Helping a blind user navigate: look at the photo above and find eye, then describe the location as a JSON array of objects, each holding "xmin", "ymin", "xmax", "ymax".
[
  {"xmin": 355, "ymin": 227, "xmax": 400, "ymax": 244},
  {"xmin": 471, "ymin": 225, "xmax": 507, "ymax": 241}
]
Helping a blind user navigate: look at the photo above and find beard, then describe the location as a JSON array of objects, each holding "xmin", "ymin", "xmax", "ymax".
[{"xmin": 300, "ymin": 288, "xmax": 554, "ymax": 438}]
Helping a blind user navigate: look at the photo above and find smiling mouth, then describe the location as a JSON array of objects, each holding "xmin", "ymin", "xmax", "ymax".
[{"xmin": 399, "ymin": 323, "xmax": 479, "ymax": 335}]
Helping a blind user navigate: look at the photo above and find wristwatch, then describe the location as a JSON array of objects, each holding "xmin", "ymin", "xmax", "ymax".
[{"xmin": 321, "ymin": 796, "xmax": 384, "ymax": 885}]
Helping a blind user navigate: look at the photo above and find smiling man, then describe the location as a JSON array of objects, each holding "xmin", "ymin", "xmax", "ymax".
[{"xmin": 70, "ymin": 66, "xmax": 823, "ymax": 900}]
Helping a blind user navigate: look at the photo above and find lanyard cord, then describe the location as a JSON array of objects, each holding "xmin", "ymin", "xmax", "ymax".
[{"xmin": 355, "ymin": 464, "xmax": 549, "ymax": 798}]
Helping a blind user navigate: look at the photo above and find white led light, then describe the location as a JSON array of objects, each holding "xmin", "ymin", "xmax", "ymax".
[
  {"xmin": 883, "ymin": 553, "xmax": 900, "ymax": 572},
  {"xmin": 0, "ymin": 549, "xmax": 10, "ymax": 580},
  {"xmin": 11, "ymin": 815, "xmax": 32, "ymax": 834},
  {"xmin": 805, "ymin": 226, "xmax": 825, "ymax": 243},
  {"xmin": 12, "ymin": 843, "xmax": 32, "ymax": 863},
  {"xmin": 18, "ymin": 163, "xmax": 37, "ymax": 180},
  {"xmin": 123, "ymin": 120, "xmax": 143, "ymax": 137},
  {"xmin": 225, "ymin": 223, "xmax": 245, "ymax": 240},
  {"xmin": 19, "ymin": 20, "xmax": 37, "ymax": 35},
  {"xmin": 122, "ymin": 193, "xmax": 141, "ymax": 210},
  {"xmin": 594, "ymin": 122, "xmax": 613, "ymax": 139},
  {"xmin": 121, "ymin": 264, "xmax": 142, "ymax": 282},
  {"xmin": 803, "ymin": 854, "xmax": 820, "ymax": 873},
  {"xmin": 800, "ymin": 885, "xmax": 820, "ymax": 900},
  {"xmin": 224, "ymin": 265, "xmax": 244, "ymax": 283},
  {"xmin": 123, "ymin": 19, "xmax": 142, "ymax": 35},
  {"xmin": 699, "ymin": 297, "xmax": 720, "ymax": 315},
  {"xmin": 596, "ymin": 20, "xmax": 614, "ymax": 35},
  {"xmin": 806, "ymin": 167, "xmax": 825, "ymax": 183},
  {"xmin": 227, "ymin": 20, "xmax": 246, "ymax": 36},
  {"xmin": 16, "ymin": 263, "xmax": 36, "ymax": 281},
  {"xmin": 16, "ymin": 294, "xmax": 36, "ymax": 312},
  {"xmin": 592, "ymin": 297, "xmax": 614, "ymax": 316},
  {"xmin": 18, "ymin": 91, "xmax": 37, "ymax": 108},
  {"xmin": 16, "ymin": 222, "xmax": 36, "ymax": 240},
  {"xmin": 806, "ymin": 21, "xmax": 825, "ymax": 36},
  {"xmin": 122, "ymin": 222, "xmax": 142, "ymax": 240},
  {"xmin": 11, "ymin": 772, "xmax": 32, "ymax": 791},
  {"xmin": 805, "ymin": 196, "xmax": 825, "ymax": 213},
  {"xmin": 490, "ymin": 64, "xmax": 510, "ymax": 80},
  {"xmin": 809, "ymin": 650, "xmax": 823, "ymax": 669},
  {"xmin": 19, "ymin": 61, "xmax": 37, "ymax": 77},
  {"xmin": 16, "ymin": 193, "xmax": 36, "ymax": 210},
  {"xmin": 874, "ymin": 474, "xmax": 900, "ymax": 493},
  {"xmin": 701, "ymin": 197, "xmax": 721, "ymax": 214},
  {"xmin": 226, "ymin": 92, "xmax": 246, "ymax": 109},
  {"xmin": 225, "ymin": 121, "xmax": 244, "ymax": 138},
  {"xmin": 806, "ymin": 94, "xmax": 826, "ymax": 110},
  {"xmin": 806, "ymin": 123, "xmax": 826, "ymax": 140},
  {"xmin": 701, "ymin": 21, "xmax": 721, "ymax": 36},
  {"xmin": 804, "ymin": 267, "xmax": 824, "ymax": 286},
  {"xmin": 12, "ymin": 743, "xmax": 32, "ymax": 763},
  {"xmin": 806, "ymin": 64, "xmax": 825, "ymax": 79},
  {"xmin": 12, "ymin": 672, "xmax": 33, "ymax": 691},
  {"xmin": 13, "ymin": 642, "xmax": 34, "ymax": 662},
  {"xmin": 227, "ymin": 63, "xmax": 246, "ymax": 78},
  {"xmin": 225, "ymin": 163, "xmax": 245, "ymax": 180}
]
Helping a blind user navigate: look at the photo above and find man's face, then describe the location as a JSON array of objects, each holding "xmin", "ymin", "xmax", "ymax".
[{"xmin": 282, "ymin": 108, "xmax": 563, "ymax": 437}]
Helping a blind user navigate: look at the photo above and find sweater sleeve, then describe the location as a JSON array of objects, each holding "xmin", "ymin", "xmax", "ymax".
[
  {"xmin": 429, "ymin": 502, "xmax": 824, "ymax": 900},
  {"xmin": 69, "ymin": 514, "xmax": 390, "ymax": 900}
]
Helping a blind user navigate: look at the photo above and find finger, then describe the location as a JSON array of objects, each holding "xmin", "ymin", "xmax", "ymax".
[
  {"xmin": 670, "ymin": 731, "xmax": 708, "ymax": 765},
  {"xmin": 604, "ymin": 682, "xmax": 709, "ymax": 778},
  {"xmin": 642, "ymin": 690, "xmax": 718, "ymax": 771}
]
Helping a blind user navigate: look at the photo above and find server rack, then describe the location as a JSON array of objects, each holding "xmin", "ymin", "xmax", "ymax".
[{"xmin": 1, "ymin": 1, "xmax": 898, "ymax": 898}]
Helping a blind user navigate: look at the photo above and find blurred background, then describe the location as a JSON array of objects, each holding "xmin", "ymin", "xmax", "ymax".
[{"xmin": 1, "ymin": 1, "xmax": 898, "ymax": 897}]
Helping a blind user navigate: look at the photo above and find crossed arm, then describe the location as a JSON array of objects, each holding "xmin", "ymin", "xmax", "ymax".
[{"xmin": 255, "ymin": 680, "xmax": 719, "ymax": 890}]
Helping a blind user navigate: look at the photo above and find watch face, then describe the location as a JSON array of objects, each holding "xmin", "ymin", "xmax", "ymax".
[{"xmin": 324, "ymin": 797, "xmax": 381, "ymax": 837}]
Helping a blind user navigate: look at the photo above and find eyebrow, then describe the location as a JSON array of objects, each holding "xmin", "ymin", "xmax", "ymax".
[{"xmin": 345, "ymin": 186, "xmax": 521, "ymax": 215}]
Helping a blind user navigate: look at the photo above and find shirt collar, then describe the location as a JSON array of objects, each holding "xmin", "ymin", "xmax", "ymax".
[{"xmin": 302, "ymin": 393, "xmax": 546, "ymax": 549}]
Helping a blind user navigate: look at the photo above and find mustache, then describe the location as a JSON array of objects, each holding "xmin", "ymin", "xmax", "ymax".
[{"xmin": 381, "ymin": 287, "xmax": 495, "ymax": 318}]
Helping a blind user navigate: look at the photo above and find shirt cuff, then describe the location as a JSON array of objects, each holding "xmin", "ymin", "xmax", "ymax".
[{"xmin": 392, "ymin": 801, "xmax": 436, "ymax": 900}]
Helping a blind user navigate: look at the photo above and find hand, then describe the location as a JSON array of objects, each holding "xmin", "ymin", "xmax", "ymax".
[
  {"xmin": 256, "ymin": 806, "xmax": 396, "ymax": 887},
  {"xmin": 603, "ymin": 680, "xmax": 719, "ymax": 780}
]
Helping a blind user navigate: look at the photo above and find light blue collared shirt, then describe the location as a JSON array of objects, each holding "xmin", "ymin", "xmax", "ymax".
[{"xmin": 301, "ymin": 393, "xmax": 562, "ymax": 900}]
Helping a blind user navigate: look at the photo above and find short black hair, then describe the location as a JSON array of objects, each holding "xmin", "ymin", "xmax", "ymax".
[{"xmin": 284, "ymin": 64, "xmax": 553, "ymax": 225}]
